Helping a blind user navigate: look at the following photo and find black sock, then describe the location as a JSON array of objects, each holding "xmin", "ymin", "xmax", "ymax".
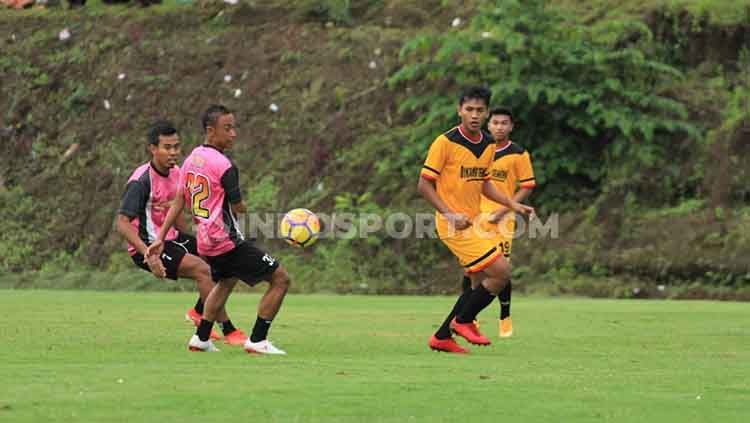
[
  {"xmin": 250, "ymin": 316, "xmax": 272, "ymax": 343},
  {"xmin": 434, "ymin": 276, "xmax": 473, "ymax": 339},
  {"xmin": 499, "ymin": 280, "xmax": 512, "ymax": 320},
  {"xmin": 197, "ymin": 319, "xmax": 214, "ymax": 342},
  {"xmin": 461, "ymin": 274, "xmax": 471, "ymax": 292},
  {"xmin": 219, "ymin": 320, "xmax": 237, "ymax": 336},
  {"xmin": 457, "ymin": 283, "xmax": 496, "ymax": 324},
  {"xmin": 194, "ymin": 298, "xmax": 205, "ymax": 315}
]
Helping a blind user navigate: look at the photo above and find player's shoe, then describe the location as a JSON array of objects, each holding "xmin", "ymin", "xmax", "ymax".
[
  {"xmin": 185, "ymin": 307, "xmax": 202, "ymax": 325},
  {"xmin": 185, "ymin": 308, "xmax": 221, "ymax": 340},
  {"xmin": 223, "ymin": 329, "xmax": 248, "ymax": 345},
  {"xmin": 499, "ymin": 317, "xmax": 513, "ymax": 338},
  {"xmin": 244, "ymin": 339, "xmax": 287, "ymax": 355},
  {"xmin": 450, "ymin": 317, "xmax": 491, "ymax": 346},
  {"xmin": 188, "ymin": 334, "xmax": 220, "ymax": 352},
  {"xmin": 428, "ymin": 335, "xmax": 469, "ymax": 354}
]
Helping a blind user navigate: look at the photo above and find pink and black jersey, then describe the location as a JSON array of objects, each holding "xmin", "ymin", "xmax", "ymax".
[
  {"xmin": 180, "ymin": 144, "xmax": 245, "ymax": 257},
  {"xmin": 119, "ymin": 162, "xmax": 180, "ymax": 256}
]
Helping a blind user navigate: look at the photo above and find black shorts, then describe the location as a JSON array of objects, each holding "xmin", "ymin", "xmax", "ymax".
[
  {"xmin": 207, "ymin": 242, "xmax": 280, "ymax": 286},
  {"xmin": 132, "ymin": 233, "xmax": 198, "ymax": 280}
]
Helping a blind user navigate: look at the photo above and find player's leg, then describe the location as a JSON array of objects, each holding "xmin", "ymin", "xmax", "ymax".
[
  {"xmin": 429, "ymin": 275, "xmax": 472, "ymax": 354},
  {"xmin": 216, "ymin": 242, "xmax": 287, "ymax": 355},
  {"xmin": 495, "ymin": 214, "xmax": 516, "ymax": 337},
  {"xmin": 497, "ymin": 239, "xmax": 513, "ymax": 337},
  {"xmin": 186, "ymin": 297, "xmax": 205, "ymax": 326},
  {"xmin": 189, "ymin": 278, "xmax": 236, "ymax": 352},
  {"xmin": 186, "ymin": 244, "xmax": 241, "ymax": 352},
  {"xmin": 174, "ymin": 234, "xmax": 218, "ymax": 331},
  {"xmin": 451, "ymin": 255, "xmax": 511, "ymax": 345},
  {"xmin": 177, "ymin": 254, "xmax": 247, "ymax": 344},
  {"xmin": 428, "ymin": 221, "xmax": 501, "ymax": 352},
  {"xmin": 256, "ymin": 266, "xmax": 290, "ymax": 324},
  {"xmin": 244, "ymin": 266, "xmax": 290, "ymax": 355}
]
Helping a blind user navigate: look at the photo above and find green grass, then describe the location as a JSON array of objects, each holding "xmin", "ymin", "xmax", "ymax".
[{"xmin": 1, "ymin": 291, "xmax": 748, "ymax": 422}]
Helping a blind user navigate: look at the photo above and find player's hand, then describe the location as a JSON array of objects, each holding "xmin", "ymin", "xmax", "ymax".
[
  {"xmin": 510, "ymin": 202, "xmax": 535, "ymax": 219},
  {"xmin": 144, "ymin": 254, "xmax": 166, "ymax": 279},
  {"xmin": 144, "ymin": 239, "xmax": 164, "ymax": 261},
  {"xmin": 445, "ymin": 213, "xmax": 472, "ymax": 230},
  {"xmin": 152, "ymin": 200, "xmax": 174, "ymax": 212},
  {"xmin": 488, "ymin": 208, "xmax": 510, "ymax": 224}
]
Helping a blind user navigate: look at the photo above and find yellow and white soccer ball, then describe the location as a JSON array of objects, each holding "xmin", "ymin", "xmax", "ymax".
[{"xmin": 279, "ymin": 208, "xmax": 321, "ymax": 247}]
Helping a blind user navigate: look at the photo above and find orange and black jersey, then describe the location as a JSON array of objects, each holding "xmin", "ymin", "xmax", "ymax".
[
  {"xmin": 480, "ymin": 141, "xmax": 535, "ymax": 213},
  {"xmin": 421, "ymin": 126, "xmax": 495, "ymax": 220}
]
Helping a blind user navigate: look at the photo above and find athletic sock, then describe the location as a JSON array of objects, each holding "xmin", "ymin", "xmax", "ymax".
[
  {"xmin": 456, "ymin": 283, "xmax": 496, "ymax": 324},
  {"xmin": 194, "ymin": 298, "xmax": 204, "ymax": 315},
  {"xmin": 434, "ymin": 276, "xmax": 473, "ymax": 339},
  {"xmin": 461, "ymin": 274, "xmax": 471, "ymax": 292},
  {"xmin": 250, "ymin": 316, "xmax": 272, "ymax": 343},
  {"xmin": 499, "ymin": 280, "xmax": 512, "ymax": 320},
  {"xmin": 197, "ymin": 319, "xmax": 214, "ymax": 342},
  {"xmin": 219, "ymin": 320, "xmax": 237, "ymax": 336}
]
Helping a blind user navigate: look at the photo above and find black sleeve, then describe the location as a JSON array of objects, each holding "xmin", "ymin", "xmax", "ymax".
[
  {"xmin": 221, "ymin": 165, "xmax": 242, "ymax": 205},
  {"xmin": 118, "ymin": 181, "xmax": 147, "ymax": 219}
]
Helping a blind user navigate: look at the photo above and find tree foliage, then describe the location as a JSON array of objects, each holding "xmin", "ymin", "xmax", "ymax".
[{"xmin": 389, "ymin": 0, "xmax": 697, "ymax": 209}]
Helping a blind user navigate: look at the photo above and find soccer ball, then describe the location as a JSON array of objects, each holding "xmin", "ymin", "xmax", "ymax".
[{"xmin": 279, "ymin": 208, "xmax": 320, "ymax": 247}]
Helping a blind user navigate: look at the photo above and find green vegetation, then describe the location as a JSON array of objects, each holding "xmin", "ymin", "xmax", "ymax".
[
  {"xmin": 0, "ymin": 0, "xmax": 748, "ymax": 296},
  {"xmin": 391, "ymin": 0, "xmax": 696, "ymax": 209},
  {"xmin": 1, "ymin": 291, "xmax": 749, "ymax": 422}
]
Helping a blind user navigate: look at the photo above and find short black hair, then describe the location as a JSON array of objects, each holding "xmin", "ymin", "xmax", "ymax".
[
  {"xmin": 489, "ymin": 107, "xmax": 514, "ymax": 123},
  {"xmin": 458, "ymin": 86, "xmax": 492, "ymax": 106},
  {"xmin": 147, "ymin": 120, "xmax": 178, "ymax": 146},
  {"xmin": 201, "ymin": 104, "xmax": 232, "ymax": 133}
]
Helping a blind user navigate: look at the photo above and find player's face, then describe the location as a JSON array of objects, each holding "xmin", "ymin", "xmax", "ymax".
[
  {"xmin": 207, "ymin": 113, "xmax": 237, "ymax": 150},
  {"xmin": 150, "ymin": 134, "xmax": 181, "ymax": 169},
  {"xmin": 488, "ymin": 114, "xmax": 513, "ymax": 142},
  {"xmin": 457, "ymin": 99, "xmax": 488, "ymax": 134}
]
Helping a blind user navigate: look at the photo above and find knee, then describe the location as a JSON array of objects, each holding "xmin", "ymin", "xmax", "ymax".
[
  {"xmin": 271, "ymin": 268, "xmax": 291, "ymax": 292},
  {"xmin": 485, "ymin": 258, "xmax": 511, "ymax": 290},
  {"xmin": 196, "ymin": 263, "xmax": 212, "ymax": 281}
]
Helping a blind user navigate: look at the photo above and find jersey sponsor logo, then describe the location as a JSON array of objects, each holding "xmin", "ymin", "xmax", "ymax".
[
  {"xmin": 492, "ymin": 169, "xmax": 508, "ymax": 182},
  {"xmin": 459, "ymin": 166, "xmax": 488, "ymax": 179}
]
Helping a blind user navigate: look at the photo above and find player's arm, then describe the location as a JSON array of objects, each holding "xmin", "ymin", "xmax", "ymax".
[
  {"xmin": 223, "ymin": 165, "xmax": 245, "ymax": 215},
  {"xmin": 173, "ymin": 206, "xmax": 192, "ymax": 235},
  {"xmin": 418, "ymin": 138, "xmax": 471, "ymax": 229},
  {"xmin": 483, "ymin": 180, "xmax": 534, "ymax": 219},
  {"xmin": 417, "ymin": 176, "xmax": 452, "ymax": 216},
  {"xmin": 115, "ymin": 215, "xmax": 149, "ymax": 255},
  {"xmin": 116, "ymin": 181, "xmax": 150, "ymax": 255},
  {"xmin": 513, "ymin": 187, "xmax": 533, "ymax": 204},
  {"xmin": 231, "ymin": 202, "xmax": 246, "ymax": 215},
  {"xmin": 117, "ymin": 181, "xmax": 166, "ymax": 277},
  {"xmin": 418, "ymin": 177, "xmax": 471, "ymax": 230},
  {"xmin": 514, "ymin": 151, "xmax": 536, "ymax": 204},
  {"xmin": 146, "ymin": 186, "xmax": 185, "ymax": 261}
]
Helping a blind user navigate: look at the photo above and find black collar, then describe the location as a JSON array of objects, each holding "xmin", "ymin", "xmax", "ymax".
[
  {"xmin": 150, "ymin": 161, "xmax": 170, "ymax": 178},
  {"xmin": 202, "ymin": 144, "xmax": 225, "ymax": 154}
]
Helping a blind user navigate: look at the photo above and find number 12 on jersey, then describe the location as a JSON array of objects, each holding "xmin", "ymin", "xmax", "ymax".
[{"xmin": 185, "ymin": 172, "xmax": 210, "ymax": 219}]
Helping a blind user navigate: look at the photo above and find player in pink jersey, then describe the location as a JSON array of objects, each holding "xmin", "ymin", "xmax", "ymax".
[
  {"xmin": 149, "ymin": 106, "xmax": 290, "ymax": 354},
  {"xmin": 116, "ymin": 120, "xmax": 248, "ymax": 345}
]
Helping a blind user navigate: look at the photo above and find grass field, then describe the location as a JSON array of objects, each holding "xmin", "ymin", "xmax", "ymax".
[{"xmin": 1, "ymin": 290, "xmax": 748, "ymax": 422}]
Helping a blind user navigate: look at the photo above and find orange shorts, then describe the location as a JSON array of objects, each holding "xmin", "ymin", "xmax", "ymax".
[
  {"xmin": 477, "ymin": 212, "xmax": 516, "ymax": 260},
  {"xmin": 436, "ymin": 215, "xmax": 504, "ymax": 273}
]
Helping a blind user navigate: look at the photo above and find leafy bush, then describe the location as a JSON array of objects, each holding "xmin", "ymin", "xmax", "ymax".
[{"xmin": 389, "ymin": 0, "xmax": 696, "ymax": 211}]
